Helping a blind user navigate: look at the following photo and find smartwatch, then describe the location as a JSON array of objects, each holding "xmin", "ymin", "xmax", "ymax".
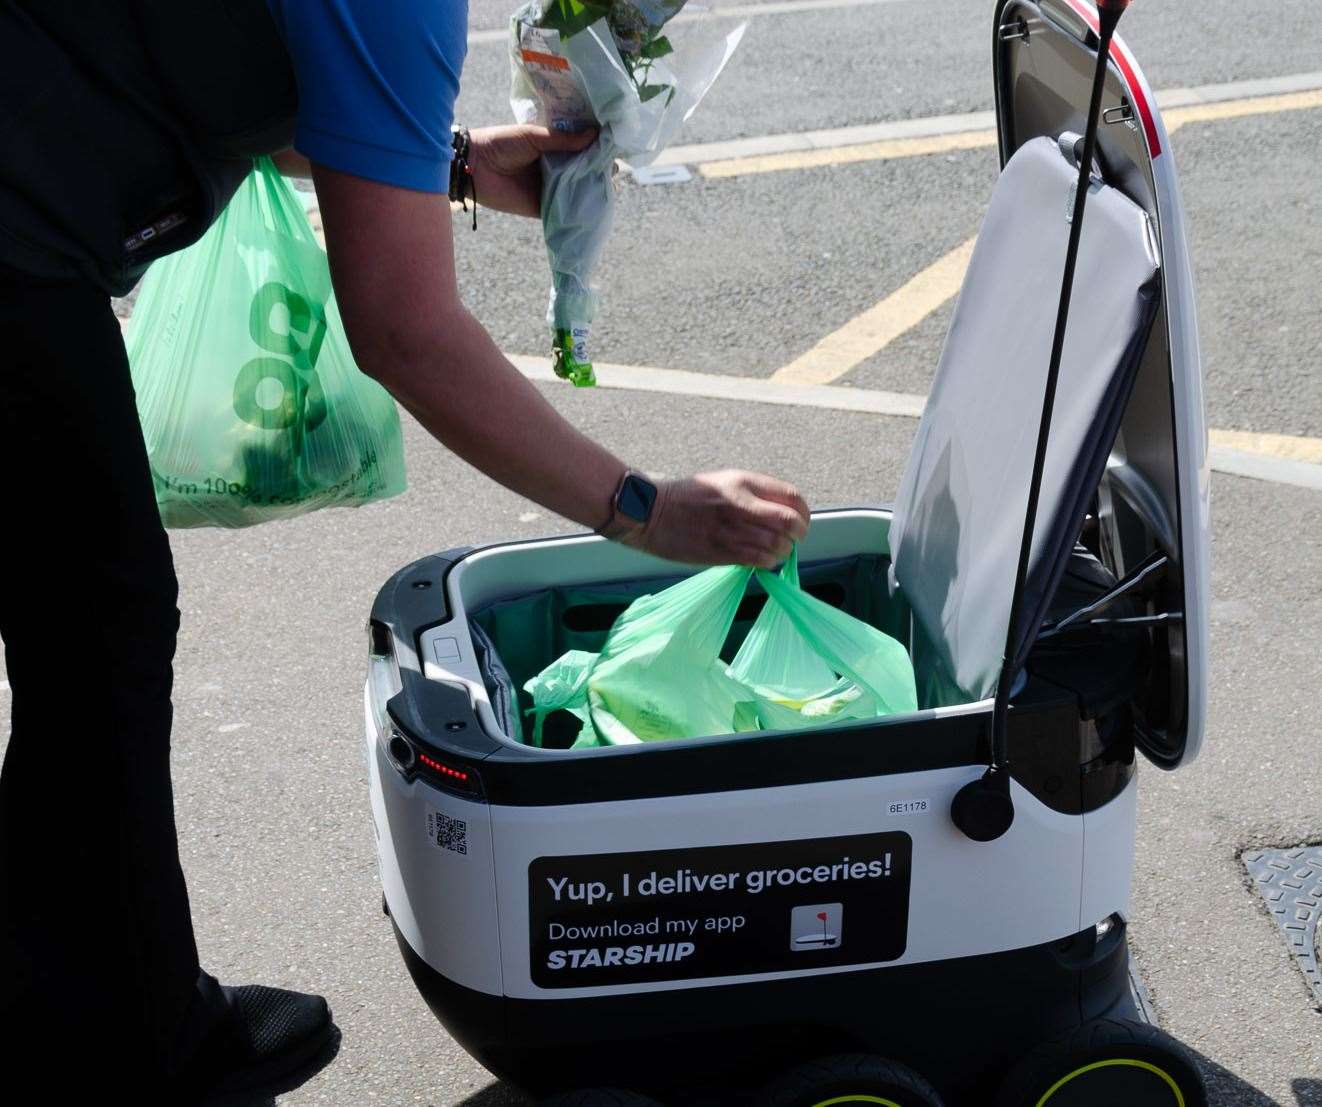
[{"xmin": 598, "ymin": 470, "xmax": 658, "ymax": 537}]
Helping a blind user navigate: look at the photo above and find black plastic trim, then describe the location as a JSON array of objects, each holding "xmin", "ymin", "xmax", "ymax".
[
  {"xmin": 370, "ymin": 549, "xmax": 473, "ymax": 665},
  {"xmin": 386, "ymin": 669, "xmax": 498, "ymax": 763},
  {"xmin": 387, "ymin": 688, "xmax": 1133, "ymax": 814},
  {"xmin": 475, "ymin": 707, "xmax": 991, "ymax": 806}
]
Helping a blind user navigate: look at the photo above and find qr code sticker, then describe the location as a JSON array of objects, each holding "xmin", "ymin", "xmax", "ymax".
[{"xmin": 426, "ymin": 808, "xmax": 468, "ymax": 855}]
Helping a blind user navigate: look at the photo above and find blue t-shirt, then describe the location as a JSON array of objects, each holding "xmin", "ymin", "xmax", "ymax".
[{"xmin": 265, "ymin": 0, "xmax": 468, "ymax": 193}]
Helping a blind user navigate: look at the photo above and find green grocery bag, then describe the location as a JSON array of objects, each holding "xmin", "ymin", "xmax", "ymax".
[
  {"xmin": 524, "ymin": 548, "xmax": 917, "ymax": 747},
  {"xmin": 126, "ymin": 158, "xmax": 406, "ymax": 528}
]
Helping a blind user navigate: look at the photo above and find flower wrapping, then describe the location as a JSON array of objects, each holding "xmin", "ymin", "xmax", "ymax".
[{"xmin": 510, "ymin": 0, "xmax": 745, "ymax": 385}]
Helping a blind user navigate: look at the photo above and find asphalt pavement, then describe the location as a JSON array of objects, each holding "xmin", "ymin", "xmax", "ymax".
[
  {"xmin": 451, "ymin": 0, "xmax": 1322, "ymax": 440},
  {"xmin": 460, "ymin": 0, "xmax": 1322, "ymax": 143},
  {"xmin": 5, "ymin": 0, "xmax": 1322, "ymax": 1104}
]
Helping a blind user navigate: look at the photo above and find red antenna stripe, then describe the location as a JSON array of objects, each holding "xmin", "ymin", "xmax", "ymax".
[{"xmin": 1060, "ymin": 0, "xmax": 1163, "ymax": 159}]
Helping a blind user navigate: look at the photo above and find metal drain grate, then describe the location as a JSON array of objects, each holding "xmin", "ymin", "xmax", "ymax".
[{"xmin": 1243, "ymin": 845, "xmax": 1322, "ymax": 1005}]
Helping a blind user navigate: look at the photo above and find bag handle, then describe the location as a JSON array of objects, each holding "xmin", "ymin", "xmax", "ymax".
[
  {"xmin": 249, "ymin": 156, "xmax": 321, "ymax": 247},
  {"xmin": 755, "ymin": 559, "xmax": 916, "ymax": 716}
]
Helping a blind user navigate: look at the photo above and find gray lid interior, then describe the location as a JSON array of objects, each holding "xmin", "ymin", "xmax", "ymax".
[
  {"xmin": 993, "ymin": 0, "xmax": 1205, "ymax": 766},
  {"xmin": 888, "ymin": 136, "xmax": 1160, "ymax": 708}
]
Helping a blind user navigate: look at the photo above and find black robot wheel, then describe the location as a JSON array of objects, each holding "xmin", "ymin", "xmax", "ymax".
[
  {"xmin": 995, "ymin": 1018, "xmax": 1208, "ymax": 1107},
  {"xmin": 537, "ymin": 1090, "xmax": 665, "ymax": 1106},
  {"xmin": 759, "ymin": 1053, "xmax": 945, "ymax": 1107}
]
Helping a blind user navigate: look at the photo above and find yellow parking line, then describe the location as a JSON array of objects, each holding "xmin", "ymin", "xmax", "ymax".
[
  {"xmin": 1163, "ymin": 88, "xmax": 1322, "ymax": 133},
  {"xmin": 771, "ymin": 236, "xmax": 977, "ymax": 386},
  {"xmin": 1209, "ymin": 428, "xmax": 1322, "ymax": 465},
  {"xmin": 752, "ymin": 86, "xmax": 1322, "ymax": 382},
  {"xmin": 699, "ymin": 88, "xmax": 1322, "ymax": 179},
  {"xmin": 699, "ymin": 130, "xmax": 997, "ymax": 179}
]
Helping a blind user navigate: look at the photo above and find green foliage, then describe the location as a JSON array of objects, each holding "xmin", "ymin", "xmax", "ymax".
[
  {"xmin": 539, "ymin": 0, "xmax": 610, "ymax": 40},
  {"xmin": 639, "ymin": 34, "xmax": 673, "ymax": 58},
  {"xmin": 626, "ymin": 32, "xmax": 676, "ymax": 102}
]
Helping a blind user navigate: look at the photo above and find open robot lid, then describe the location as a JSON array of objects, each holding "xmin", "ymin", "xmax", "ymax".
[{"xmin": 888, "ymin": 0, "xmax": 1208, "ymax": 769}]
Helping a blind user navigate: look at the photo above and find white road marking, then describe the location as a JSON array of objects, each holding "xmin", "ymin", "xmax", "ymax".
[
  {"xmin": 467, "ymin": 0, "xmax": 913, "ymax": 45},
  {"xmin": 1207, "ymin": 448, "xmax": 1322, "ymax": 493},
  {"xmin": 1156, "ymin": 70, "xmax": 1322, "ymax": 108},
  {"xmin": 698, "ymin": 129, "xmax": 997, "ymax": 178},
  {"xmin": 512, "ymin": 355, "xmax": 1322, "ymax": 492},
  {"xmin": 662, "ymin": 111, "xmax": 996, "ymax": 168},
  {"xmin": 509, "ymin": 354, "xmax": 927, "ymax": 417}
]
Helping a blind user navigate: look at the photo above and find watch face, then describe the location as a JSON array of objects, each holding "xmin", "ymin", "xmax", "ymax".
[{"xmin": 618, "ymin": 474, "xmax": 658, "ymax": 523}]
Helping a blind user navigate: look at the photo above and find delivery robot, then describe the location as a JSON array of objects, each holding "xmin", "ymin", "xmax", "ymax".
[{"xmin": 364, "ymin": 1, "xmax": 1210, "ymax": 1103}]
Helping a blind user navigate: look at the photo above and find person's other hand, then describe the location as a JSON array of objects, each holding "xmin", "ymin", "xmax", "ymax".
[
  {"xmin": 468, "ymin": 124, "xmax": 598, "ymax": 217},
  {"xmin": 623, "ymin": 471, "xmax": 811, "ymax": 568}
]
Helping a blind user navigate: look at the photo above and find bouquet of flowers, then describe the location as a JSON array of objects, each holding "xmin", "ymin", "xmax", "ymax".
[{"xmin": 510, "ymin": 0, "xmax": 745, "ymax": 385}]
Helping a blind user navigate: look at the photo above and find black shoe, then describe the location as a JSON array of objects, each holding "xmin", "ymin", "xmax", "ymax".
[{"xmin": 176, "ymin": 983, "xmax": 335, "ymax": 1100}]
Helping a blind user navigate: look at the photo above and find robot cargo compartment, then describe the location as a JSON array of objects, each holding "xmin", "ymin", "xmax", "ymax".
[
  {"xmin": 473, "ymin": 529, "xmax": 916, "ymax": 749},
  {"xmin": 379, "ymin": 509, "xmax": 1142, "ymax": 796}
]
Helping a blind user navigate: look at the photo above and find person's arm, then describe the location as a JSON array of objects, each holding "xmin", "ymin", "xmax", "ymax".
[
  {"xmin": 464, "ymin": 124, "xmax": 594, "ymax": 217},
  {"xmin": 311, "ymin": 153, "xmax": 808, "ymax": 567},
  {"xmin": 314, "ymin": 165, "xmax": 623, "ymax": 528},
  {"xmin": 283, "ymin": 126, "xmax": 592, "ymax": 214},
  {"xmin": 272, "ymin": 148, "xmax": 313, "ymax": 179}
]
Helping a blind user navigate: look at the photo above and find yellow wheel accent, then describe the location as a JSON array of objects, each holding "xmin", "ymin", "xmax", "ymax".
[
  {"xmin": 1036, "ymin": 1059, "xmax": 1186, "ymax": 1107},
  {"xmin": 810, "ymin": 1098, "xmax": 904, "ymax": 1107}
]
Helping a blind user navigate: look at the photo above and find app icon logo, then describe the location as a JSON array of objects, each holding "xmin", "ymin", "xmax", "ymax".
[{"xmin": 790, "ymin": 902, "xmax": 843, "ymax": 951}]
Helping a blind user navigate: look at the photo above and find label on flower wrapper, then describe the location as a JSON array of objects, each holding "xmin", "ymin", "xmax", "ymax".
[
  {"xmin": 569, "ymin": 325, "xmax": 590, "ymax": 365},
  {"xmin": 518, "ymin": 25, "xmax": 593, "ymax": 128},
  {"xmin": 554, "ymin": 325, "xmax": 595, "ymax": 387}
]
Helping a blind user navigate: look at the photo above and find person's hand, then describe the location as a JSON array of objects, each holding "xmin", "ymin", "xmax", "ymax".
[
  {"xmin": 468, "ymin": 124, "xmax": 598, "ymax": 218},
  {"xmin": 621, "ymin": 470, "xmax": 811, "ymax": 569}
]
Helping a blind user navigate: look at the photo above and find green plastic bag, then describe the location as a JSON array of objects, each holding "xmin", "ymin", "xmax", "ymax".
[
  {"xmin": 524, "ymin": 548, "xmax": 918, "ymax": 747},
  {"xmin": 126, "ymin": 158, "xmax": 406, "ymax": 528}
]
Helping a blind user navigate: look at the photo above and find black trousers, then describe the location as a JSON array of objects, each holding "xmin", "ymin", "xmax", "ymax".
[{"xmin": 0, "ymin": 267, "xmax": 220, "ymax": 1091}]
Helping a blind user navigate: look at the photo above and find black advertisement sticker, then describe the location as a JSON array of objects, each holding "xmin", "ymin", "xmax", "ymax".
[{"xmin": 529, "ymin": 832, "xmax": 911, "ymax": 988}]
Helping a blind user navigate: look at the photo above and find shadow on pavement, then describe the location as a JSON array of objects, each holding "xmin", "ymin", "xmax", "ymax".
[
  {"xmin": 201, "ymin": 1024, "xmax": 343, "ymax": 1107},
  {"xmin": 1182, "ymin": 1046, "xmax": 1320, "ymax": 1107},
  {"xmin": 454, "ymin": 1085, "xmax": 533, "ymax": 1107},
  {"xmin": 452, "ymin": 1046, "xmax": 1317, "ymax": 1107}
]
